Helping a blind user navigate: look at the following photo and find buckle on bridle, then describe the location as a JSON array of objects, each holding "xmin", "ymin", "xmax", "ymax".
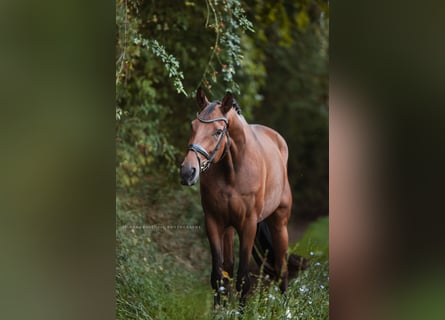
[{"xmin": 201, "ymin": 159, "xmax": 211, "ymax": 172}]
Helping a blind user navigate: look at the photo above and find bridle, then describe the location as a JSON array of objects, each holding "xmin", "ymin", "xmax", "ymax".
[{"xmin": 188, "ymin": 112, "xmax": 231, "ymax": 173}]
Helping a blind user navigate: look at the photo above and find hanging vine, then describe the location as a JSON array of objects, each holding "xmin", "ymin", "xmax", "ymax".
[{"xmin": 200, "ymin": 0, "xmax": 254, "ymax": 94}]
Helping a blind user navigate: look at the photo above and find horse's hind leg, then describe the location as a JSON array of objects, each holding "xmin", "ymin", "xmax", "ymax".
[
  {"xmin": 236, "ymin": 220, "xmax": 257, "ymax": 307},
  {"xmin": 266, "ymin": 206, "xmax": 291, "ymax": 293}
]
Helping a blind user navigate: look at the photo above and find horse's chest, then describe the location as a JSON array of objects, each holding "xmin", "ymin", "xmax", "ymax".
[{"xmin": 201, "ymin": 187, "xmax": 257, "ymax": 221}]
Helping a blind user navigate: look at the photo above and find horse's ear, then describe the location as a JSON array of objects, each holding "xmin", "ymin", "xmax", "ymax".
[
  {"xmin": 196, "ymin": 87, "xmax": 210, "ymax": 110},
  {"xmin": 220, "ymin": 91, "xmax": 233, "ymax": 114}
]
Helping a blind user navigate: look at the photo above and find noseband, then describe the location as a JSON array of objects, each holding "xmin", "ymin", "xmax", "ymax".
[{"xmin": 188, "ymin": 112, "xmax": 230, "ymax": 173}]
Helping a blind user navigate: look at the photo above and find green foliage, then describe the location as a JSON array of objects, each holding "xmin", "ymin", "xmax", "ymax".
[
  {"xmin": 115, "ymin": 82, "xmax": 177, "ymax": 188},
  {"xmin": 133, "ymin": 38, "xmax": 187, "ymax": 96},
  {"xmin": 116, "ymin": 0, "xmax": 182, "ymax": 188},
  {"xmin": 200, "ymin": 0, "xmax": 254, "ymax": 94}
]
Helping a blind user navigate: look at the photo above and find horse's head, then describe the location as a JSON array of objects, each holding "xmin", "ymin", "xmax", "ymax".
[{"xmin": 180, "ymin": 87, "xmax": 233, "ymax": 186}]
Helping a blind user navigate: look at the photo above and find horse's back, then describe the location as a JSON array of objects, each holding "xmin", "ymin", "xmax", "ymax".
[{"xmin": 250, "ymin": 124, "xmax": 289, "ymax": 165}]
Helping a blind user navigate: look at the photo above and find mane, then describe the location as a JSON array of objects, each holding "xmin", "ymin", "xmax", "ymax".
[{"xmin": 232, "ymin": 99, "xmax": 242, "ymax": 115}]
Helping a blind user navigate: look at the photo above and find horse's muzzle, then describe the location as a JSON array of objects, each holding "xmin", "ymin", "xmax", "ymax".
[{"xmin": 180, "ymin": 163, "xmax": 199, "ymax": 186}]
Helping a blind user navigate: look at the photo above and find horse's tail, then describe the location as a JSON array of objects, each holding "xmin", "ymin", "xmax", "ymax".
[
  {"xmin": 252, "ymin": 221, "xmax": 308, "ymax": 279},
  {"xmin": 252, "ymin": 221, "xmax": 276, "ymax": 277}
]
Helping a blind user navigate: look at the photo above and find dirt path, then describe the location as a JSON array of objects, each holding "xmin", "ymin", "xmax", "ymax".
[{"xmin": 287, "ymin": 218, "xmax": 312, "ymax": 244}]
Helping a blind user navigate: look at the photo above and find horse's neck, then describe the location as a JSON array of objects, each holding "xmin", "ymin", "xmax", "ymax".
[{"xmin": 221, "ymin": 113, "xmax": 249, "ymax": 181}]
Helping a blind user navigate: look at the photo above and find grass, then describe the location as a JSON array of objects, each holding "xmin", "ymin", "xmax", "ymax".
[
  {"xmin": 290, "ymin": 216, "xmax": 329, "ymax": 258},
  {"xmin": 116, "ymin": 188, "xmax": 328, "ymax": 319}
]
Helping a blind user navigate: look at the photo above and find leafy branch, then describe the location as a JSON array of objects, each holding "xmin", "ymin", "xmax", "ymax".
[
  {"xmin": 134, "ymin": 37, "xmax": 187, "ymax": 96},
  {"xmin": 200, "ymin": 0, "xmax": 255, "ymax": 93}
]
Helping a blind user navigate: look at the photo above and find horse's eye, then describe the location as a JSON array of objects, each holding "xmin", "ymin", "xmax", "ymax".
[{"xmin": 214, "ymin": 129, "xmax": 223, "ymax": 136}]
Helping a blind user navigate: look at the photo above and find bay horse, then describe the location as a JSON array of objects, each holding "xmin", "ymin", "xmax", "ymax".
[{"xmin": 180, "ymin": 87, "xmax": 293, "ymax": 306}]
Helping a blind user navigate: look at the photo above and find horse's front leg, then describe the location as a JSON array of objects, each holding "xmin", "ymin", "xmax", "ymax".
[
  {"xmin": 222, "ymin": 227, "xmax": 234, "ymax": 279},
  {"xmin": 205, "ymin": 215, "xmax": 224, "ymax": 307},
  {"xmin": 236, "ymin": 220, "xmax": 257, "ymax": 307}
]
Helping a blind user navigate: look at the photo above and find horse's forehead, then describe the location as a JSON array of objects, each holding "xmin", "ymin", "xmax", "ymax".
[{"xmin": 202, "ymin": 101, "xmax": 222, "ymax": 117}]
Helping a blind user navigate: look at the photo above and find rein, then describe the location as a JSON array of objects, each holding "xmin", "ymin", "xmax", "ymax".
[{"xmin": 188, "ymin": 112, "xmax": 230, "ymax": 173}]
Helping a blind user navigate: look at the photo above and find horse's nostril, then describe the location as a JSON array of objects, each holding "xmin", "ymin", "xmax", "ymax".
[{"xmin": 180, "ymin": 165, "xmax": 196, "ymax": 178}]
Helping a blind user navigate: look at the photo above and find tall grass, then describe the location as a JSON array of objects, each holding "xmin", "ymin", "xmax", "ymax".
[
  {"xmin": 116, "ymin": 189, "xmax": 328, "ymax": 319},
  {"xmin": 210, "ymin": 260, "xmax": 329, "ymax": 320}
]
